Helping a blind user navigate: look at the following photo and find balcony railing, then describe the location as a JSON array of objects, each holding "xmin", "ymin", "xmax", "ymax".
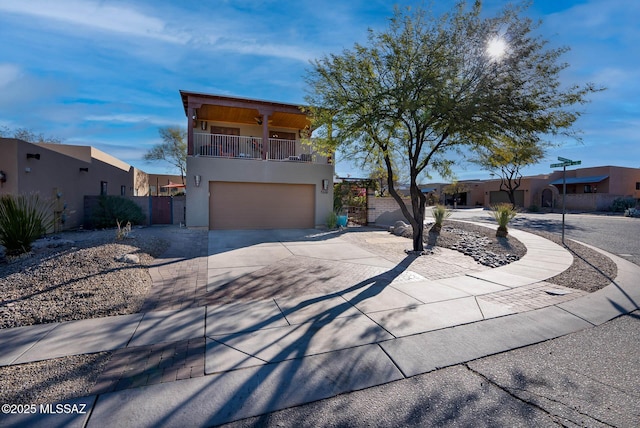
[{"xmin": 194, "ymin": 134, "xmax": 329, "ymax": 164}]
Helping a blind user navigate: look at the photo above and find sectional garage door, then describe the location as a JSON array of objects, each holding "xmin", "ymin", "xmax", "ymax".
[{"xmin": 209, "ymin": 182, "xmax": 315, "ymax": 230}]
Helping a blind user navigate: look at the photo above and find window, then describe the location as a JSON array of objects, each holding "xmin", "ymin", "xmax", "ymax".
[
  {"xmin": 121, "ymin": 185, "xmax": 126, "ymax": 196},
  {"xmin": 584, "ymin": 185, "xmax": 592, "ymax": 193},
  {"xmin": 100, "ymin": 181, "xmax": 108, "ymax": 196},
  {"xmin": 636, "ymin": 182, "xmax": 640, "ymax": 190}
]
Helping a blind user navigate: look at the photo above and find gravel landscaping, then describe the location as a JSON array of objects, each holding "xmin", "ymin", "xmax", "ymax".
[{"xmin": 0, "ymin": 229, "xmax": 169, "ymax": 329}]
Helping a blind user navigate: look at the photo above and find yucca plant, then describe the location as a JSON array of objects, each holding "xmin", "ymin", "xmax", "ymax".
[
  {"xmin": 491, "ymin": 203, "xmax": 517, "ymax": 237},
  {"xmin": 0, "ymin": 194, "xmax": 53, "ymax": 256},
  {"xmin": 430, "ymin": 204, "xmax": 451, "ymax": 233}
]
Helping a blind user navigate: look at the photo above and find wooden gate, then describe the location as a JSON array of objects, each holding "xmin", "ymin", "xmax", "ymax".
[{"xmin": 150, "ymin": 196, "xmax": 172, "ymax": 224}]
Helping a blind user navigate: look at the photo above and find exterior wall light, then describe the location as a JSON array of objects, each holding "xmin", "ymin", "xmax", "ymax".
[
  {"xmin": 194, "ymin": 175, "xmax": 202, "ymax": 187},
  {"xmin": 322, "ymin": 179, "xmax": 329, "ymax": 193},
  {"xmin": 0, "ymin": 170, "xmax": 6, "ymax": 183}
]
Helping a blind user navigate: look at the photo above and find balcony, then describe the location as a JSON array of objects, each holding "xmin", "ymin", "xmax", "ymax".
[{"xmin": 193, "ymin": 133, "xmax": 329, "ymax": 164}]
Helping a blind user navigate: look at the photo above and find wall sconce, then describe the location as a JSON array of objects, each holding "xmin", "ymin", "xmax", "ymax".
[
  {"xmin": 79, "ymin": 167, "xmax": 89, "ymax": 172},
  {"xmin": 322, "ymin": 179, "xmax": 329, "ymax": 193},
  {"xmin": 26, "ymin": 153, "xmax": 41, "ymax": 160},
  {"xmin": 0, "ymin": 170, "xmax": 6, "ymax": 183},
  {"xmin": 200, "ymin": 121, "xmax": 207, "ymax": 130},
  {"xmin": 194, "ymin": 175, "xmax": 201, "ymax": 187},
  {"xmin": 25, "ymin": 167, "xmax": 31, "ymax": 173}
]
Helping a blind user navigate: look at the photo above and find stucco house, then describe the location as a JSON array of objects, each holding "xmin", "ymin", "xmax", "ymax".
[
  {"xmin": 0, "ymin": 138, "xmax": 147, "ymax": 230},
  {"xmin": 181, "ymin": 91, "xmax": 334, "ymax": 229},
  {"xmin": 427, "ymin": 166, "xmax": 640, "ymax": 211}
]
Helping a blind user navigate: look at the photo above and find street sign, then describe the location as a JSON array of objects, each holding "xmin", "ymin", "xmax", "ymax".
[
  {"xmin": 550, "ymin": 157, "xmax": 582, "ymax": 244},
  {"xmin": 551, "ymin": 160, "xmax": 581, "ymax": 168}
]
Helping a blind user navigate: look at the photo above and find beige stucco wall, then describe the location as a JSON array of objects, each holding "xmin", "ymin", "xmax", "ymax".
[
  {"xmin": 187, "ymin": 156, "xmax": 334, "ymax": 228},
  {"xmin": 0, "ymin": 139, "xmax": 19, "ymax": 195},
  {"xmin": 0, "ymin": 138, "xmax": 139, "ymax": 230}
]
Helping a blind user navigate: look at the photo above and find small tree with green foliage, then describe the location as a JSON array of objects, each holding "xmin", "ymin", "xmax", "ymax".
[
  {"xmin": 474, "ymin": 134, "xmax": 547, "ymax": 208},
  {"xmin": 144, "ymin": 126, "xmax": 187, "ymax": 183},
  {"xmin": 305, "ymin": 2, "xmax": 599, "ymax": 251}
]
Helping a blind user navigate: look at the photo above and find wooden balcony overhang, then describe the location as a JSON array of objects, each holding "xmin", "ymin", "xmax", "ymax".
[{"xmin": 180, "ymin": 90, "xmax": 311, "ymax": 129}]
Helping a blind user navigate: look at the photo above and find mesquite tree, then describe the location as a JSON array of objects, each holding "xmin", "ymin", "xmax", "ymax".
[{"xmin": 305, "ymin": 1, "xmax": 599, "ymax": 251}]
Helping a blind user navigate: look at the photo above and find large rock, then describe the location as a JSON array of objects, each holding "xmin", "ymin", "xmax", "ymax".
[
  {"xmin": 391, "ymin": 221, "xmax": 412, "ymax": 236},
  {"xmin": 116, "ymin": 254, "xmax": 140, "ymax": 264}
]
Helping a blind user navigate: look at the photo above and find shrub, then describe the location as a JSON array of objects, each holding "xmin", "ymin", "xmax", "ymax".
[
  {"xmin": 0, "ymin": 193, "xmax": 53, "ymax": 256},
  {"xmin": 326, "ymin": 211, "xmax": 339, "ymax": 229},
  {"xmin": 430, "ymin": 204, "xmax": 451, "ymax": 233},
  {"xmin": 625, "ymin": 207, "xmax": 640, "ymax": 218},
  {"xmin": 491, "ymin": 203, "xmax": 517, "ymax": 237},
  {"xmin": 90, "ymin": 196, "xmax": 145, "ymax": 229},
  {"xmin": 528, "ymin": 204, "xmax": 540, "ymax": 213},
  {"xmin": 610, "ymin": 197, "xmax": 636, "ymax": 213}
]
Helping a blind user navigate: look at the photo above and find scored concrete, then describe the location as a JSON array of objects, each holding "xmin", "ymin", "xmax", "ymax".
[
  {"xmin": 0, "ymin": 322, "xmax": 58, "ymax": 366},
  {"xmin": 13, "ymin": 314, "xmax": 144, "ymax": 364},
  {"xmin": 87, "ymin": 344, "xmax": 404, "ymax": 428},
  {"xmin": 208, "ymin": 315, "xmax": 394, "ymax": 366},
  {"xmin": 379, "ymin": 305, "xmax": 595, "ymax": 378}
]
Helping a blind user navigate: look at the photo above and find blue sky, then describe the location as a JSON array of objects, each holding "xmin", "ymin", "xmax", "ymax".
[{"xmin": 0, "ymin": 0, "xmax": 638, "ymax": 181}]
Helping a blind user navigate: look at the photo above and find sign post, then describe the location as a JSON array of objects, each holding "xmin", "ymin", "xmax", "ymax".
[{"xmin": 550, "ymin": 157, "xmax": 581, "ymax": 244}]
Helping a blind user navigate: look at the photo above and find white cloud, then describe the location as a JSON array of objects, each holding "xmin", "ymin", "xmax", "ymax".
[
  {"xmin": 0, "ymin": 0, "xmax": 189, "ymax": 44},
  {"xmin": 0, "ymin": 63, "xmax": 21, "ymax": 87},
  {"xmin": 85, "ymin": 114, "xmax": 178, "ymax": 127}
]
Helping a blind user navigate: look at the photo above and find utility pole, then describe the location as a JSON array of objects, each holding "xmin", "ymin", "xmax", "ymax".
[{"xmin": 550, "ymin": 157, "xmax": 581, "ymax": 245}]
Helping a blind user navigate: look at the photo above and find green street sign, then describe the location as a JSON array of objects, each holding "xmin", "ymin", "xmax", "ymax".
[
  {"xmin": 557, "ymin": 156, "xmax": 572, "ymax": 162},
  {"xmin": 551, "ymin": 160, "xmax": 581, "ymax": 168}
]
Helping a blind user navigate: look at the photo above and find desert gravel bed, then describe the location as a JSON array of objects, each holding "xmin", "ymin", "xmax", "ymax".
[
  {"xmin": 0, "ymin": 352, "xmax": 111, "ymax": 405},
  {"xmin": 0, "ymin": 229, "xmax": 169, "ymax": 329}
]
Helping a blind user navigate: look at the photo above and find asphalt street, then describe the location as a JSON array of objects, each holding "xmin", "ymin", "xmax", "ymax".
[{"xmin": 221, "ymin": 211, "xmax": 640, "ymax": 428}]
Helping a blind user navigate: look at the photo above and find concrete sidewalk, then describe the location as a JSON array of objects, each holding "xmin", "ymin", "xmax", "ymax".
[{"xmin": 1, "ymin": 225, "xmax": 639, "ymax": 427}]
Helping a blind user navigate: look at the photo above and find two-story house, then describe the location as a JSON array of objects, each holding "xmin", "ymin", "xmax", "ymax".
[{"xmin": 181, "ymin": 90, "xmax": 334, "ymax": 229}]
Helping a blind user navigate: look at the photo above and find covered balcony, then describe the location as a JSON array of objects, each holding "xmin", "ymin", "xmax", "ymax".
[
  {"xmin": 193, "ymin": 133, "xmax": 328, "ymax": 163},
  {"xmin": 181, "ymin": 90, "xmax": 330, "ymax": 163}
]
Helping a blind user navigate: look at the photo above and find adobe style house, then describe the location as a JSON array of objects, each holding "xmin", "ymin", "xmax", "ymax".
[
  {"xmin": 0, "ymin": 138, "xmax": 148, "ymax": 230},
  {"xmin": 428, "ymin": 166, "xmax": 640, "ymax": 211},
  {"xmin": 181, "ymin": 91, "xmax": 334, "ymax": 229}
]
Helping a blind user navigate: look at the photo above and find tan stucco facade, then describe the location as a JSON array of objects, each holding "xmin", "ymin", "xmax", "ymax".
[
  {"xmin": 0, "ymin": 138, "xmax": 143, "ymax": 230},
  {"xmin": 187, "ymin": 156, "xmax": 333, "ymax": 228},
  {"xmin": 181, "ymin": 91, "xmax": 334, "ymax": 229}
]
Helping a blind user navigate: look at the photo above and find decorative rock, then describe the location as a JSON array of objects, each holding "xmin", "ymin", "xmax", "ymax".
[
  {"xmin": 392, "ymin": 221, "xmax": 412, "ymax": 237},
  {"xmin": 116, "ymin": 254, "xmax": 139, "ymax": 264}
]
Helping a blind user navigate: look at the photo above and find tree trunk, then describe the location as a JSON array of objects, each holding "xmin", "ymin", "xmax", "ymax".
[
  {"xmin": 409, "ymin": 182, "xmax": 427, "ymax": 252},
  {"xmin": 508, "ymin": 191, "xmax": 516, "ymax": 209}
]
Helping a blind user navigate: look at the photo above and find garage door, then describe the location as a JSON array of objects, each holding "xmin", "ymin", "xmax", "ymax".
[
  {"xmin": 489, "ymin": 190, "xmax": 524, "ymax": 207},
  {"xmin": 209, "ymin": 182, "xmax": 315, "ymax": 229}
]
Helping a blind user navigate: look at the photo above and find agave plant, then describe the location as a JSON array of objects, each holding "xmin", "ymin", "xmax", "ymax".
[
  {"xmin": 491, "ymin": 203, "xmax": 517, "ymax": 237},
  {"xmin": 430, "ymin": 204, "xmax": 451, "ymax": 233},
  {"xmin": 0, "ymin": 193, "xmax": 53, "ymax": 256}
]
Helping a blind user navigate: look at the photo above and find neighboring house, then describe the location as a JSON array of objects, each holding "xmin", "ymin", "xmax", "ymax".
[
  {"xmin": 424, "ymin": 165, "xmax": 640, "ymax": 211},
  {"xmin": 181, "ymin": 90, "xmax": 334, "ymax": 229},
  {"xmin": 148, "ymin": 174, "xmax": 185, "ymax": 196},
  {"xmin": 0, "ymin": 138, "xmax": 145, "ymax": 230}
]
